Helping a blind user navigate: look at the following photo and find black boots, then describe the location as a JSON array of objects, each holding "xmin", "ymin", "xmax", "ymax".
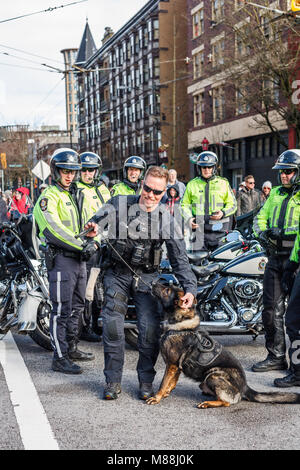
[
  {"xmin": 68, "ymin": 340, "xmax": 95, "ymax": 361},
  {"xmin": 103, "ymin": 383, "xmax": 122, "ymax": 400},
  {"xmin": 274, "ymin": 372, "xmax": 300, "ymax": 388},
  {"xmin": 80, "ymin": 326, "xmax": 101, "ymax": 343},
  {"xmin": 138, "ymin": 383, "xmax": 154, "ymax": 400},
  {"xmin": 252, "ymin": 355, "xmax": 288, "ymax": 372},
  {"xmin": 52, "ymin": 357, "xmax": 82, "ymax": 375}
]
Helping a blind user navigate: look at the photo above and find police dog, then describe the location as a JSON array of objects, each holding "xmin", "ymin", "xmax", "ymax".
[{"xmin": 147, "ymin": 283, "xmax": 300, "ymax": 408}]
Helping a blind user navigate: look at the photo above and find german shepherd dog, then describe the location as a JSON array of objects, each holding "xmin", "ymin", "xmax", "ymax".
[{"xmin": 147, "ymin": 283, "xmax": 300, "ymax": 408}]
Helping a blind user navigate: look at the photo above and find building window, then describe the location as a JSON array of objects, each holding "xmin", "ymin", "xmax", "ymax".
[
  {"xmin": 153, "ymin": 19, "xmax": 159, "ymax": 40},
  {"xmin": 193, "ymin": 51, "xmax": 204, "ymax": 79},
  {"xmin": 236, "ymin": 86, "xmax": 250, "ymax": 115},
  {"xmin": 213, "ymin": 87, "xmax": 225, "ymax": 121},
  {"xmin": 257, "ymin": 139, "xmax": 263, "ymax": 158},
  {"xmin": 192, "ymin": 8, "xmax": 204, "ymax": 38},
  {"xmin": 212, "ymin": 38, "xmax": 225, "ymax": 68},
  {"xmin": 154, "ymin": 57, "xmax": 160, "ymax": 78},
  {"xmin": 193, "ymin": 92, "xmax": 204, "ymax": 127},
  {"xmin": 212, "ymin": 0, "xmax": 225, "ymax": 23}
]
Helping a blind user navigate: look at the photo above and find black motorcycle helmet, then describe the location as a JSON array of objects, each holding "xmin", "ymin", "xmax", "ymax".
[
  {"xmin": 50, "ymin": 148, "xmax": 81, "ymax": 183},
  {"xmin": 272, "ymin": 149, "xmax": 300, "ymax": 186},
  {"xmin": 196, "ymin": 151, "xmax": 218, "ymax": 178},
  {"xmin": 79, "ymin": 152, "xmax": 103, "ymax": 183},
  {"xmin": 123, "ymin": 156, "xmax": 146, "ymax": 181}
]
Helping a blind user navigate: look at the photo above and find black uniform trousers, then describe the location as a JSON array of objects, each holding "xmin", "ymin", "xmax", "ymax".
[
  {"xmin": 285, "ymin": 271, "xmax": 300, "ymax": 372},
  {"xmin": 262, "ymin": 254, "xmax": 290, "ymax": 359},
  {"xmin": 101, "ymin": 266, "xmax": 161, "ymax": 384},
  {"xmin": 48, "ymin": 253, "xmax": 87, "ymax": 360}
]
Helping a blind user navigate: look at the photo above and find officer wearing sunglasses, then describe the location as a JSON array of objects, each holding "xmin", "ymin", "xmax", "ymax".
[
  {"xmin": 75, "ymin": 152, "xmax": 111, "ymax": 342},
  {"xmin": 252, "ymin": 149, "xmax": 300, "ymax": 374},
  {"xmin": 84, "ymin": 166, "xmax": 197, "ymax": 401}
]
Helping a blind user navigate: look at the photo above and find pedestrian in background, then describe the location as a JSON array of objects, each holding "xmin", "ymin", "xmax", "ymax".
[
  {"xmin": 0, "ymin": 190, "xmax": 9, "ymax": 223},
  {"xmin": 236, "ymin": 175, "xmax": 261, "ymax": 216},
  {"xmin": 166, "ymin": 184, "xmax": 181, "ymax": 216},
  {"xmin": 167, "ymin": 169, "xmax": 186, "ymax": 199},
  {"xmin": 261, "ymin": 181, "xmax": 272, "ymax": 203}
]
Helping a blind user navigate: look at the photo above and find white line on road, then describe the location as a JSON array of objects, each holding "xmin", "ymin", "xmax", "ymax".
[{"xmin": 0, "ymin": 332, "xmax": 59, "ymax": 450}]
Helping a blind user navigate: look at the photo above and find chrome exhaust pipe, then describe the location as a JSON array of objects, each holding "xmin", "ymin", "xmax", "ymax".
[{"xmin": 199, "ymin": 297, "xmax": 238, "ymax": 330}]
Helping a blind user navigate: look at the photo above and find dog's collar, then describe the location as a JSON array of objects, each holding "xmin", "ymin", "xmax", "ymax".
[{"xmin": 165, "ymin": 315, "xmax": 200, "ymax": 332}]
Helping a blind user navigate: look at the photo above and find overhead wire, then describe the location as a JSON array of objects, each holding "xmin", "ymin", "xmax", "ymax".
[
  {"xmin": 0, "ymin": 0, "xmax": 88, "ymax": 24},
  {"xmin": 0, "ymin": 43, "xmax": 65, "ymax": 66}
]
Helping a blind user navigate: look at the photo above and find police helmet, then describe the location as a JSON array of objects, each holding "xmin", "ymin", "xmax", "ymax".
[
  {"xmin": 196, "ymin": 151, "xmax": 218, "ymax": 177},
  {"xmin": 272, "ymin": 149, "xmax": 300, "ymax": 185},
  {"xmin": 123, "ymin": 156, "xmax": 146, "ymax": 181},
  {"xmin": 79, "ymin": 152, "xmax": 102, "ymax": 181},
  {"xmin": 50, "ymin": 148, "xmax": 81, "ymax": 182}
]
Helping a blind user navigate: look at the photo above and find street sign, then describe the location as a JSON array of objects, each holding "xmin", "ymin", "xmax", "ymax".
[
  {"xmin": 31, "ymin": 160, "xmax": 51, "ymax": 182},
  {"xmin": 9, "ymin": 164, "xmax": 23, "ymax": 168},
  {"xmin": 0, "ymin": 153, "xmax": 7, "ymax": 169}
]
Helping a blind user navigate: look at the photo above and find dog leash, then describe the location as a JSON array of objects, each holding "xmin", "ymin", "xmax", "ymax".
[
  {"xmin": 76, "ymin": 226, "xmax": 154, "ymax": 290},
  {"xmin": 103, "ymin": 237, "xmax": 154, "ymax": 291}
]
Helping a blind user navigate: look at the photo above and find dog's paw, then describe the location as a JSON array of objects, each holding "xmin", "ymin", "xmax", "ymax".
[
  {"xmin": 197, "ymin": 401, "xmax": 209, "ymax": 409},
  {"xmin": 146, "ymin": 396, "xmax": 161, "ymax": 405}
]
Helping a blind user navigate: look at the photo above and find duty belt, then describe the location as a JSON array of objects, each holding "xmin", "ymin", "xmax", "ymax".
[{"xmin": 54, "ymin": 247, "xmax": 81, "ymax": 260}]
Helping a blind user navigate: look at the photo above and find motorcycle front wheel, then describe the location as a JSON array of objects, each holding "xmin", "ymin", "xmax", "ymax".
[
  {"xmin": 125, "ymin": 328, "xmax": 138, "ymax": 349},
  {"xmin": 29, "ymin": 301, "xmax": 52, "ymax": 351}
]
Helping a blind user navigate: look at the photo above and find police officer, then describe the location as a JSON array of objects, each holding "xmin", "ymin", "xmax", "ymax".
[
  {"xmin": 273, "ymin": 225, "xmax": 300, "ymax": 387},
  {"xmin": 252, "ymin": 149, "xmax": 300, "ymax": 373},
  {"xmin": 111, "ymin": 156, "xmax": 146, "ymax": 196},
  {"xmin": 76, "ymin": 151, "xmax": 111, "ymax": 342},
  {"xmin": 33, "ymin": 149, "xmax": 96, "ymax": 374},
  {"xmin": 181, "ymin": 151, "xmax": 237, "ymax": 251},
  {"xmin": 85, "ymin": 166, "xmax": 197, "ymax": 400}
]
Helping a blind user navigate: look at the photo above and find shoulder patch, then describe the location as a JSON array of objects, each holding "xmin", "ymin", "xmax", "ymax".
[{"xmin": 39, "ymin": 198, "xmax": 48, "ymax": 212}]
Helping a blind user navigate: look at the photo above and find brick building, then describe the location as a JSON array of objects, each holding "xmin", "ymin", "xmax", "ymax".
[
  {"xmin": 75, "ymin": 0, "xmax": 190, "ymax": 181},
  {"xmin": 186, "ymin": 0, "xmax": 297, "ymax": 189}
]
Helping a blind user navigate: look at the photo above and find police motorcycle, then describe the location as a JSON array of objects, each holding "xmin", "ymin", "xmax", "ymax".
[{"xmin": 0, "ymin": 215, "xmax": 52, "ymax": 350}]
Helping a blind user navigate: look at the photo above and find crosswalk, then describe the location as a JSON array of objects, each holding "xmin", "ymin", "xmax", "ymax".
[{"xmin": 0, "ymin": 332, "xmax": 59, "ymax": 450}]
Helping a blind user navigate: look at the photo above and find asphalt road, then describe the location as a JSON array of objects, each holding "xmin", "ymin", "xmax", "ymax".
[{"xmin": 1, "ymin": 331, "xmax": 300, "ymax": 452}]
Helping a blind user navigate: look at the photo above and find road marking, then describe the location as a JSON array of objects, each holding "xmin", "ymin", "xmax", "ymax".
[{"xmin": 0, "ymin": 332, "xmax": 59, "ymax": 450}]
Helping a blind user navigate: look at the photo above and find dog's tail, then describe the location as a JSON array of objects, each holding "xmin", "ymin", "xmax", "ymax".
[{"xmin": 244, "ymin": 386, "xmax": 300, "ymax": 404}]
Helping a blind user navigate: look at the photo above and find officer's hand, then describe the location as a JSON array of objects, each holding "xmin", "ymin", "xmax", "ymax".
[
  {"xmin": 268, "ymin": 227, "xmax": 283, "ymax": 240},
  {"xmin": 281, "ymin": 261, "xmax": 298, "ymax": 295},
  {"xmin": 81, "ymin": 241, "xmax": 98, "ymax": 262},
  {"xmin": 84, "ymin": 222, "xmax": 98, "ymax": 238},
  {"xmin": 210, "ymin": 210, "xmax": 223, "ymax": 221},
  {"xmin": 181, "ymin": 293, "xmax": 195, "ymax": 309},
  {"xmin": 258, "ymin": 230, "xmax": 270, "ymax": 247},
  {"xmin": 189, "ymin": 218, "xmax": 199, "ymax": 230}
]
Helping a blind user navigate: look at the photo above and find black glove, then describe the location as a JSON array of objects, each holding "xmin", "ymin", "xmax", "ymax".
[
  {"xmin": 268, "ymin": 227, "xmax": 283, "ymax": 240},
  {"xmin": 281, "ymin": 260, "xmax": 298, "ymax": 295},
  {"xmin": 81, "ymin": 241, "xmax": 98, "ymax": 262},
  {"xmin": 258, "ymin": 230, "xmax": 270, "ymax": 247}
]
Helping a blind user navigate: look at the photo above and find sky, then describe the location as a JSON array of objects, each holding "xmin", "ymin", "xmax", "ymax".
[{"xmin": 0, "ymin": 0, "xmax": 147, "ymax": 130}]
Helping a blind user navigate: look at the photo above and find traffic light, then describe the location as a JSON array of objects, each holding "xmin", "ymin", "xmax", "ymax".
[
  {"xmin": 0, "ymin": 153, "xmax": 7, "ymax": 169},
  {"xmin": 291, "ymin": 0, "xmax": 300, "ymax": 11}
]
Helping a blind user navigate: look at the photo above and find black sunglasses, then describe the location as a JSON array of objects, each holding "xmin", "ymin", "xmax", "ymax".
[
  {"xmin": 60, "ymin": 169, "xmax": 76, "ymax": 175},
  {"xmin": 280, "ymin": 169, "xmax": 295, "ymax": 175},
  {"xmin": 81, "ymin": 168, "xmax": 96, "ymax": 173},
  {"xmin": 143, "ymin": 183, "xmax": 165, "ymax": 196}
]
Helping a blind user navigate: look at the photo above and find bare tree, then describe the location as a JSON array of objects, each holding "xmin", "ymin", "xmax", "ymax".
[{"xmin": 223, "ymin": 0, "xmax": 300, "ymax": 148}]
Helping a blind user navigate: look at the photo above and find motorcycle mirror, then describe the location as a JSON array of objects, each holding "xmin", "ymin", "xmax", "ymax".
[{"xmin": 224, "ymin": 231, "xmax": 240, "ymax": 242}]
